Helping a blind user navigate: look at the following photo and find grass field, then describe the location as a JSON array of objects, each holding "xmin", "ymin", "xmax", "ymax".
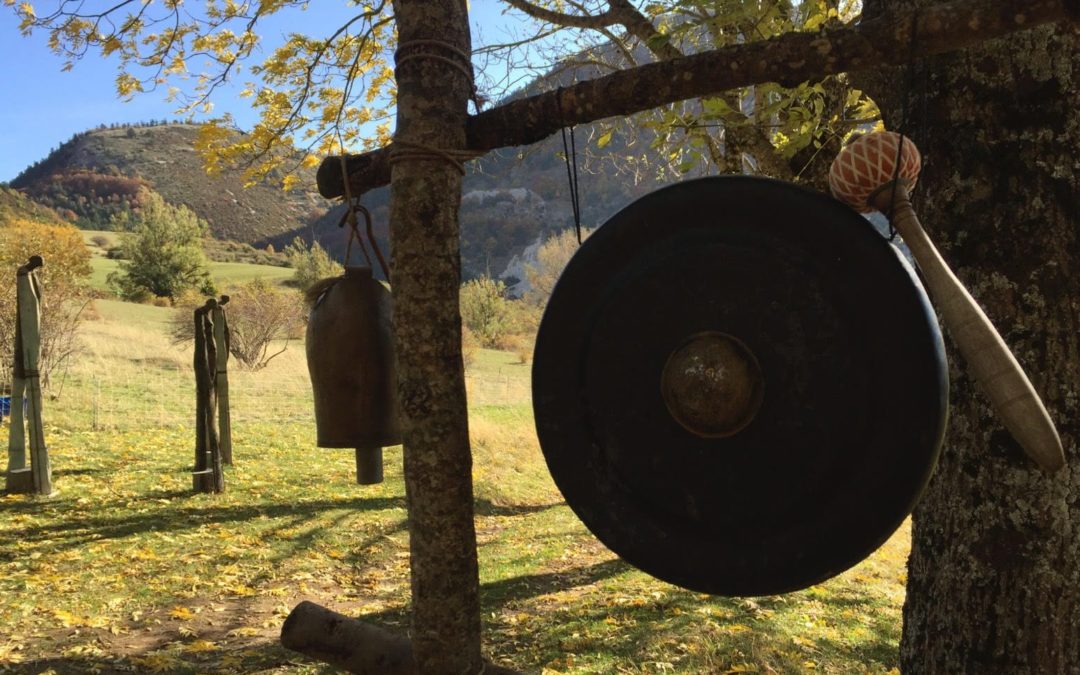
[
  {"xmin": 81, "ymin": 231, "xmax": 293, "ymax": 294},
  {"xmin": 0, "ymin": 285, "xmax": 910, "ymax": 673}
]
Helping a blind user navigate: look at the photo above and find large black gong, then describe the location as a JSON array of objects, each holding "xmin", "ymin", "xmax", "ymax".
[{"xmin": 532, "ymin": 176, "xmax": 948, "ymax": 596}]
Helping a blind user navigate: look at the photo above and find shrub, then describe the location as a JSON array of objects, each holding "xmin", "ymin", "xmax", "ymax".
[
  {"xmin": 283, "ymin": 236, "xmax": 342, "ymax": 291},
  {"xmin": 90, "ymin": 235, "xmax": 110, "ymax": 248},
  {"xmin": 460, "ymin": 276, "xmax": 513, "ymax": 349},
  {"xmin": 107, "ymin": 189, "xmax": 215, "ymax": 300},
  {"xmin": 171, "ymin": 277, "xmax": 304, "ymax": 370},
  {"xmin": 524, "ymin": 227, "xmax": 595, "ymax": 308},
  {"xmin": 0, "ymin": 219, "xmax": 92, "ymax": 387}
]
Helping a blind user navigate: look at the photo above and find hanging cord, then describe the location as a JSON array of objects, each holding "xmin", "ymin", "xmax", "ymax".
[
  {"xmin": 886, "ymin": 9, "xmax": 921, "ymax": 241},
  {"xmin": 337, "ymin": 153, "xmax": 390, "ymax": 279},
  {"xmin": 561, "ymin": 122, "xmax": 583, "ymax": 245},
  {"xmin": 337, "ymin": 205, "xmax": 373, "ymax": 268}
]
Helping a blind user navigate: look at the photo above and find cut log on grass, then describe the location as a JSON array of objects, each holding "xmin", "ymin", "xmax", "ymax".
[{"xmin": 280, "ymin": 601, "xmax": 521, "ymax": 675}]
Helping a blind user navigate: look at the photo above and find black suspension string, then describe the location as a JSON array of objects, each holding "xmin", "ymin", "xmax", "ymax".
[
  {"xmin": 887, "ymin": 9, "xmax": 921, "ymax": 241},
  {"xmin": 561, "ymin": 125, "xmax": 583, "ymax": 244}
]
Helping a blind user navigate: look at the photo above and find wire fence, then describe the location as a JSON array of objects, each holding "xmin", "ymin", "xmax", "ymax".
[{"xmin": 2, "ymin": 356, "xmax": 532, "ymax": 433}]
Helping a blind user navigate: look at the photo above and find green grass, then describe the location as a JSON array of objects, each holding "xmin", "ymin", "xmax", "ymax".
[
  {"xmin": 87, "ymin": 255, "xmax": 293, "ymax": 295},
  {"xmin": 0, "ymin": 300, "xmax": 909, "ymax": 673}
]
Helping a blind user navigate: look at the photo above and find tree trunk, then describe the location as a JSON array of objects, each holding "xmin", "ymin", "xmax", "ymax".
[
  {"xmin": 864, "ymin": 6, "xmax": 1080, "ymax": 670},
  {"xmin": 388, "ymin": 0, "xmax": 482, "ymax": 671}
]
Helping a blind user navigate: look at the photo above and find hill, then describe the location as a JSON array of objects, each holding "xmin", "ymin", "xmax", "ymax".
[
  {"xmin": 11, "ymin": 123, "xmax": 332, "ymax": 244},
  {"xmin": 0, "ymin": 185, "xmax": 68, "ymax": 226}
]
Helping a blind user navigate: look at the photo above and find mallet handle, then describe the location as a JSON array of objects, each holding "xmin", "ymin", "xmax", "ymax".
[{"xmin": 872, "ymin": 182, "xmax": 1064, "ymax": 471}]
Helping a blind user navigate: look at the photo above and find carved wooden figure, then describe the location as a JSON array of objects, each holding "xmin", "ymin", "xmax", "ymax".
[{"xmin": 5, "ymin": 256, "xmax": 51, "ymax": 496}]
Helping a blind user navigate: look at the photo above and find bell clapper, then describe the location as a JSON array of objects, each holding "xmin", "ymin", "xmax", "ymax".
[{"xmin": 356, "ymin": 447, "xmax": 384, "ymax": 485}]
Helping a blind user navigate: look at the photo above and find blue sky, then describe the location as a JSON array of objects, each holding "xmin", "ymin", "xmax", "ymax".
[{"xmin": 0, "ymin": 1, "xmax": 535, "ymax": 183}]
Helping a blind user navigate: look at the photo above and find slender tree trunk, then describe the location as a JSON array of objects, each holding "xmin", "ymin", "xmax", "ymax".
[
  {"xmin": 388, "ymin": 0, "xmax": 482, "ymax": 671},
  {"xmin": 860, "ymin": 3, "xmax": 1080, "ymax": 669}
]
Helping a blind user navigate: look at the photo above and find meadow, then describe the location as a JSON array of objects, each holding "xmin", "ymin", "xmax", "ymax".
[{"xmin": 0, "ymin": 259, "xmax": 909, "ymax": 674}]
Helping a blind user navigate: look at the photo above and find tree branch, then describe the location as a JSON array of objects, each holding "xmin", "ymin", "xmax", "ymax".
[
  {"xmin": 318, "ymin": 0, "xmax": 1078, "ymax": 198},
  {"xmin": 501, "ymin": 0, "xmax": 618, "ymax": 29}
]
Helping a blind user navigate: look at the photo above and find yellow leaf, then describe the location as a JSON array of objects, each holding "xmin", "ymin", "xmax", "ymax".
[
  {"xmin": 169, "ymin": 606, "xmax": 195, "ymax": 621},
  {"xmin": 226, "ymin": 626, "xmax": 260, "ymax": 637},
  {"xmin": 185, "ymin": 639, "xmax": 217, "ymax": 653}
]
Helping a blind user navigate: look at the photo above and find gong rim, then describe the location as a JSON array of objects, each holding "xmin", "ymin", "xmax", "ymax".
[{"xmin": 532, "ymin": 176, "xmax": 947, "ymax": 597}]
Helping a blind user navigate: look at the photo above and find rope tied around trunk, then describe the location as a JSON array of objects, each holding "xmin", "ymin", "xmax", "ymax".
[{"xmin": 394, "ymin": 38, "xmax": 485, "ymax": 109}]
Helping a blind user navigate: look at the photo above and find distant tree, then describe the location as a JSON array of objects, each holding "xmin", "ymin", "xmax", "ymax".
[
  {"xmin": 107, "ymin": 189, "xmax": 214, "ymax": 300},
  {"xmin": 283, "ymin": 237, "xmax": 342, "ymax": 292},
  {"xmin": 524, "ymin": 227, "xmax": 594, "ymax": 308},
  {"xmin": 171, "ymin": 278, "xmax": 304, "ymax": 370},
  {"xmin": 459, "ymin": 276, "xmax": 513, "ymax": 349},
  {"xmin": 0, "ymin": 219, "xmax": 91, "ymax": 386}
]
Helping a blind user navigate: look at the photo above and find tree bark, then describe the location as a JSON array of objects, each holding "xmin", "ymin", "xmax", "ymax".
[
  {"xmin": 864, "ymin": 5, "xmax": 1080, "ymax": 671},
  {"xmin": 318, "ymin": 0, "xmax": 1079, "ymax": 198},
  {"xmin": 389, "ymin": 0, "xmax": 482, "ymax": 671}
]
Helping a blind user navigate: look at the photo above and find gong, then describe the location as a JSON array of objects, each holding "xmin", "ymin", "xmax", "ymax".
[{"xmin": 532, "ymin": 176, "xmax": 948, "ymax": 596}]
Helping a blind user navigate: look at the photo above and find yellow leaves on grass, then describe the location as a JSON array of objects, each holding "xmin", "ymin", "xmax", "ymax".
[
  {"xmin": 169, "ymin": 606, "xmax": 196, "ymax": 621},
  {"xmin": 184, "ymin": 639, "xmax": 218, "ymax": 653},
  {"xmin": 51, "ymin": 608, "xmax": 110, "ymax": 629}
]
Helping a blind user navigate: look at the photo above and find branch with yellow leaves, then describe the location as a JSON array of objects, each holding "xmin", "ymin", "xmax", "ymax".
[{"xmin": 318, "ymin": 0, "xmax": 1078, "ymax": 198}]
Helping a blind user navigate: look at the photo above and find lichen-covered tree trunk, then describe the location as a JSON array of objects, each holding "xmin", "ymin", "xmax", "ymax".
[
  {"xmin": 388, "ymin": 0, "xmax": 482, "ymax": 671},
  {"xmin": 863, "ymin": 6, "xmax": 1080, "ymax": 670}
]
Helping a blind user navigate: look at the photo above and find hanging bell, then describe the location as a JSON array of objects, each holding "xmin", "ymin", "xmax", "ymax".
[{"xmin": 306, "ymin": 265, "xmax": 402, "ymax": 484}]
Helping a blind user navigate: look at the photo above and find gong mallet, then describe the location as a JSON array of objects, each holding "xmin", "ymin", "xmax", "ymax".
[{"xmin": 830, "ymin": 131, "xmax": 1065, "ymax": 472}]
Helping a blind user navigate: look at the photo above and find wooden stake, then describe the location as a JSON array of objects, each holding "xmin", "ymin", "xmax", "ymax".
[
  {"xmin": 193, "ymin": 300, "xmax": 224, "ymax": 493},
  {"xmin": 212, "ymin": 296, "xmax": 232, "ymax": 466}
]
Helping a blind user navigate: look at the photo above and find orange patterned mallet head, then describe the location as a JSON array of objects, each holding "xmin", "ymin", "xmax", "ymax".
[{"xmin": 829, "ymin": 131, "xmax": 921, "ymax": 213}]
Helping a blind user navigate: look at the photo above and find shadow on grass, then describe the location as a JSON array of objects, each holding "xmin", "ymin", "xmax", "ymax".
[
  {"xmin": 52, "ymin": 467, "xmax": 108, "ymax": 478},
  {"xmin": 474, "ymin": 498, "xmax": 562, "ymax": 517},
  {"xmin": 0, "ymin": 495, "xmax": 407, "ymax": 559},
  {"xmin": 0, "ymin": 640, "xmax": 337, "ymax": 675}
]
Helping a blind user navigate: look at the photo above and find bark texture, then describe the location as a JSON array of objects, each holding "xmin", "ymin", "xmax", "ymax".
[
  {"xmin": 389, "ymin": 0, "xmax": 482, "ymax": 671},
  {"xmin": 873, "ymin": 7, "xmax": 1080, "ymax": 671},
  {"xmin": 318, "ymin": 0, "xmax": 1079, "ymax": 198}
]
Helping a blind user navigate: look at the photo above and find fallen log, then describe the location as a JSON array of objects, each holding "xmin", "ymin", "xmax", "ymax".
[{"xmin": 280, "ymin": 601, "xmax": 521, "ymax": 674}]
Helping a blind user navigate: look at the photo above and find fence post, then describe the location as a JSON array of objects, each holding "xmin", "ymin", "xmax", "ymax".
[{"xmin": 212, "ymin": 296, "xmax": 232, "ymax": 466}]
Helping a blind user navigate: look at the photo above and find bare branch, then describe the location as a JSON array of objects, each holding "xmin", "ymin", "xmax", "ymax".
[
  {"xmin": 501, "ymin": 0, "xmax": 619, "ymax": 29},
  {"xmin": 320, "ymin": 0, "xmax": 1078, "ymax": 198}
]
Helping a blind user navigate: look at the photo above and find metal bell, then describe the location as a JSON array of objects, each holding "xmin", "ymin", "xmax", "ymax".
[{"xmin": 306, "ymin": 265, "xmax": 402, "ymax": 484}]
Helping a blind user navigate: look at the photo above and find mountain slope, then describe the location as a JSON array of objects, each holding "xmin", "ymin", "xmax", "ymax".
[{"xmin": 11, "ymin": 123, "xmax": 331, "ymax": 243}]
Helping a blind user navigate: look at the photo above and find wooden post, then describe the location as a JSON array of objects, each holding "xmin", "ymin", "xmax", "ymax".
[
  {"xmin": 5, "ymin": 256, "xmax": 51, "ymax": 495},
  {"xmin": 5, "ymin": 376, "xmax": 32, "ymax": 493},
  {"xmin": 193, "ymin": 300, "xmax": 224, "ymax": 493},
  {"xmin": 212, "ymin": 295, "xmax": 232, "ymax": 466}
]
